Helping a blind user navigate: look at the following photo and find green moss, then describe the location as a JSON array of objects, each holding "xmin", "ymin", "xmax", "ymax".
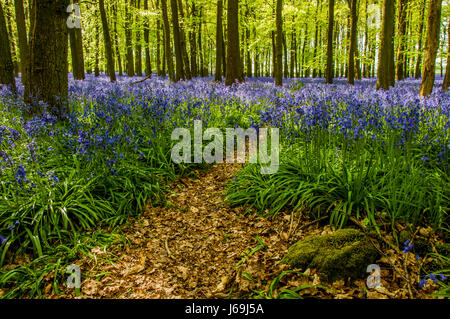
[{"xmin": 281, "ymin": 229, "xmax": 379, "ymax": 282}]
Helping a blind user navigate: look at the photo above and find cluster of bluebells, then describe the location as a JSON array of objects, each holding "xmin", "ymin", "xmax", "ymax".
[
  {"xmin": 419, "ymin": 273, "xmax": 448, "ymax": 289},
  {"xmin": 402, "ymin": 239, "xmax": 414, "ymax": 254}
]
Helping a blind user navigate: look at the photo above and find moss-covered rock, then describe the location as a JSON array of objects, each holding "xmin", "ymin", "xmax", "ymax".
[{"xmin": 281, "ymin": 228, "xmax": 379, "ymax": 282}]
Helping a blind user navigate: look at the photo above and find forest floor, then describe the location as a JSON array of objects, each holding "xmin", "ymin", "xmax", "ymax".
[{"xmin": 48, "ymin": 163, "xmax": 444, "ymax": 299}]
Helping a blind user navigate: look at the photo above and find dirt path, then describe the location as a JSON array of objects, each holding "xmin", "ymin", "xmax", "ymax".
[{"xmin": 70, "ymin": 163, "xmax": 302, "ymax": 299}]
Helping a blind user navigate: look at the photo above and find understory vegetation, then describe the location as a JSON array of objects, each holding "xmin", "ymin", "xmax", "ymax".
[{"xmin": 0, "ymin": 76, "xmax": 449, "ymax": 298}]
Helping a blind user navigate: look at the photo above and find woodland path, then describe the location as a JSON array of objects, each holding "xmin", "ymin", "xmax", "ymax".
[{"xmin": 68, "ymin": 163, "xmax": 300, "ymax": 299}]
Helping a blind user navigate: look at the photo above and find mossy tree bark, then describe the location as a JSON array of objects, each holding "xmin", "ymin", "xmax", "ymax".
[{"xmin": 419, "ymin": 0, "xmax": 442, "ymax": 97}]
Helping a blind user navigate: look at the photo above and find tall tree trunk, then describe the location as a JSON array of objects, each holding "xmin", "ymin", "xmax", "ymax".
[
  {"xmin": 125, "ymin": 1, "xmax": 134, "ymax": 76},
  {"xmin": 290, "ymin": 16, "xmax": 296, "ymax": 78},
  {"xmin": 443, "ymin": 24, "xmax": 450, "ymax": 90},
  {"xmin": 69, "ymin": 0, "xmax": 85, "ymax": 80},
  {"xmin": 415, "ymin": 0, "xmax": 426, "ymax": 79},
  {"xmin": 94, "ymin": 18, "xmax": 100, "ymax": 76},
  {"xmin": 225, "ymin": 0, "xmax": 243, "ymax": 85},
  {"xmin": 4, "ymin": 0, "xmax": 18, "ymax": 77},
  {"xmin": 171, "ymin": 0, "xmax": 184, "ymax": 81},
  {"xmin": 215, "ymin": 0, "xmax": 224, "ymax": 82},
  {"xmin": 144, "ymin": 0, "xmax": 152, "ymax": 77},
  {"xmin": 419, "ymin": 0, "xmax": 442, "ymax": 96},
  {"xmin": 113, "ymin": 3, "xmax": 123, "ymax": 76},
  {"xmin": 283, "ymin": 32, "xmax": 288, "ymax": 79},
  {"xmin": 396, "ymin": 0, "xmax": 408, "ymax": 81},
  {"xmin": 325, "ymin": 0, "xmax": 335, "ymax": 84},
  {"xmin": 156, "ymin": 0, "xmax": 162, "ymax": 76},
  {"xmin": 26, "ymin": 0, "xmax": 70, "ymax": 117},
  {"xmin": 377, "ymin": 0, "xmax": 396, "ymax": 90},
  {"xmin": 189, "ymin": 3, "xmax": 198, "ymax": 77},
  {"xmin": 161, "ymin": 0, "xmax": 175, "ymax": 81},
  {"xmin": 0, "ymin": 1, "xmax": 15, "ymax": 92},
  {"xmin": 14, "ymin": 0, "xmax": 29, "ymax": 86},
  {"xmin": 178, "ymin": 0, "xmax": 191, "ymax": 79},
  {"xmin": 99, "ymin": 0, "xmax": 116, "ymax": 82},
  {"xmin": 134, "ymin": 0, "xmax": 143, "ymax": 76},
  {"xmin": 275, "ymin": 0, "xmax": 283, "ymax": 86},
  {"xmin": 347, "ymin": 0, "xmax": 357, "ymax": 85},
  {"xmin": 312, "ymin": 0, "xmax": 321, "ymax": 78}
]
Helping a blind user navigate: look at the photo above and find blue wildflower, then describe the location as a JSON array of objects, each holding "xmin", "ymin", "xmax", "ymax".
[{"xmin": 402, "ymin": 240, "xmax": 414, "ymax": 253}]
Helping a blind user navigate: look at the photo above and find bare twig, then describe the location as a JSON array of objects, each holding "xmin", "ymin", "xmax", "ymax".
[{"xmin": 164, "ymin": 238, "xmax": 175, "ymax": 259}]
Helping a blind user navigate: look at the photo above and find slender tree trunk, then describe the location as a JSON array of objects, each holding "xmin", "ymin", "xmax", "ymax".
[
  {"xmin": 325, "ymin": 0, "xmax": 335, "ymax": 84},
  {"xmin": 134, "ymin": 0, "xmax": 143, "ymax": 76},
  {"xmin": 283, "ymin": 32, "xmax": 288, "ymax": 79},
  {"xmin": 377, "ymin": 0, "xmax": 396, "ymax": 90},
  {"xmin": 178, "ymin": 0, "xmax": 191, "ymax": 79},
  {"xmin": 275, "ymin": 0, "xmax": 283, "ymax": 86},
  {"xmin": 14, "ymin": 0, "xmax": 29, "ymax": 86},
  {"xmin": 99, "ymin": 0, "xmax": 116, "ymax": 82},
  {"xmin": 113, "ymin": 3, "xmax": 123, "ymax": 77},
  {"xmin": 161, "ymin": 0, "xmax": 175, "ymax": 81},
  {"xmin": 198, "ymin": 6, "xmax": 206, "ymax": 77},
  {"xmin": 443, "ymin": 25, "xmax": 450, "ymax": 90},
  {"xmin": 0, "ymin": 1, "xmax": 15, "ymax": 92},
  {"xmin": 225, "ymin": 0, "xmax": 243, "ymax": 85},
  {"xmin": 125, "ymin": 1, "xmax": 134, "ymax": 76},
  {"xmin": 415, "ymin": 0, "xmax": 426, "ymax": 79},
  {"xmin": 396, "ymin": 0, "xmax": 408, "ymax": 80},
  {"xmin": 215, "ymin": 0, "xmax": 224, "ymax": 82},
  {"xmin": 189, "ymin": 3, "xmax": 198, "ymax": 77},
  {"xmin": 143, "ymin": 0, "xmax": 152, "ymax": 77},
  {"xmin": 156, "ymin": 0, "xmax": 162, "ymax": 76},
  {"xmin": 347, "ymin": 0, "xmax": 357, "ymax": 85},
  {"xmin": 4, "ymin": 0, "xmax": 18, "ymax": 77},
  {"xmin": 312, "ymin": 0, "xmax": 320, "ymax": 78},
  {"xmin": 420, "ymin": 0, "xmax": 442, "ymax": 96},
  {"xmin": 171, "ymin": 0, "xmax": 184, "ymax": 81},
  {"xmin": 94, "ymin": 18, "xmax": 100, "ymax": 76}
]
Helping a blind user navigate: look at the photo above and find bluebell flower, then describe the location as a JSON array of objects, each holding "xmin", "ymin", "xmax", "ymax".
[
  {"xmin": 402, "ymin": 240, "xmax": 414, "ymax": 253},
  {"xmin": 0, "ymin": 235, "xmax": 6, "ymax": 245}
]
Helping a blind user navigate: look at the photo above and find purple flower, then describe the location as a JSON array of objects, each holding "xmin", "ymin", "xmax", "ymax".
[
  {"xmin": 0, "ymin": 235, "xmax": 6, "ymax": 245},
  {"xmin": 402, "ymin": 240, "xmax": 414, "ymax": 253}
]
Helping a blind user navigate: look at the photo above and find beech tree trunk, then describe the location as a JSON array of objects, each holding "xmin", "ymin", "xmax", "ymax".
[
  {"xmin": 135, "ymin": 0, "xmax": 143, "ymax": 77},
  {"xmin": 325, "ymin": 0, "xmax": 335, "ymax": 84},
  {"xmin": 415, "ymin": 0, "xmax": 426, "ymax": 79},
  {"xmin": 0, "ymin": 1, "xmax": 15, "ymax": 92},
  {"xmin": 177, "ymin": 0, "xmax": 191, "ymax": 79},
  {"xmin": 144, "ymin": 0, "xmax": 152, "ymax": 77},
  {"xmin": 225, "ymin": 0, "xmax": 243, "ymax": 85},
  {"xmin": 171, "ymin": 0, "xmax": 184, "ymax": 81},
  {"xmin": 347, "ymin": 0, "xmax": 357, "ymax": 85},
  {"xmin": 161, "ymin": 0, "xmax": 175, "ymax": 81},
  {"xmin": 215, "ymin": 0, "xmax": 224, "ymax": 82},
  {"xmin": 99, "ymin": 0, "xmax": 116, "ymax": 82},
  {"xmin": 125, "ymin": 1, "xmax": 134, "ymax": 76},
  {"xmin": 26, "ymin": 0, "xmax": 70, "ymax": 117},
  {"xmin": 377, "ymin": 0, "xmax": 396, "ymax": 90},
  {"xmin": 443, "ymin": 25, "xmax": 450, "ymax": 91},
  {"xmin": 14, "ymin": 0, "xmax": 29, "ymax": 86},
  {"xmin": 396, "ymin": 0, "xmax": 409, "ymax": 81},
  {"xmin": 275, "ymin": 0, "xmax": 283, "ymax": 86},
  {"xmin": 419, "ymin": 0, "xmax": 442, "ymax": 97}
]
